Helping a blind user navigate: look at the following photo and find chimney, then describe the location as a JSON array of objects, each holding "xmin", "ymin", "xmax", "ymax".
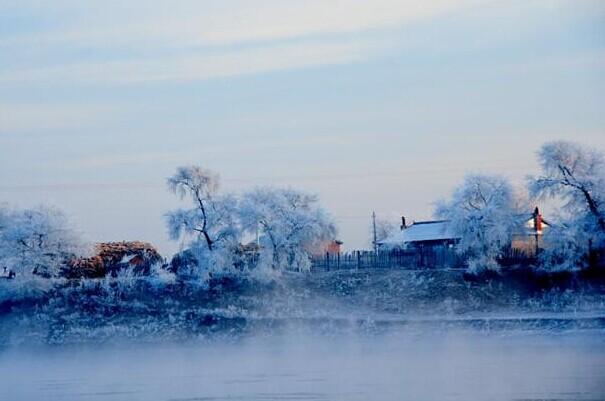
[
  {"xmin": 401, "ymin": 216, "xmax": 407, "ymax": 230},
  {"xmin": 533, "ymin": 207, "xmax": 542, "ymax": 232}
]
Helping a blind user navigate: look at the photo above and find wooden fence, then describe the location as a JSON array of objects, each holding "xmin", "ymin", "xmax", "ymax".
[
  {"xmin": 311, "ymin": 248, "xmax": 465, "ymax": 272},
  {"xmin": 497, "ymin": 247, "xmax": 539, "ymax": 267},
  {"xmin": 311, "ymin": 246, "xmax": 543, "ymax": 272}
]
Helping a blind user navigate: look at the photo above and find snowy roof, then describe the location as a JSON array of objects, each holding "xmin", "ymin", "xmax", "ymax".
[
  {"xmin": 379, "ymin": 220, "xmax": 459, "ymax": 246},
  {"xmin": 377, "ymin": 207, "xmax": 551, "ymax": 248}
]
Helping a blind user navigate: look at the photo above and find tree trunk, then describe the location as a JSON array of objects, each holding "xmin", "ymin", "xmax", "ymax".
[{"xmin": 580, "ymin": 187, "xmax": 605, "ymax": 232}]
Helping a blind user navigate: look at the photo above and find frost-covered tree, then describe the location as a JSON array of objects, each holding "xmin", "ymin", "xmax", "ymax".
[
  {"xmin": 0, "ymin": 205, "xmax": 88, "ymax": 277},
  {"xmin": 373, "ymin": 217, "xmax": 397, "ymax": 244},
  {"xmin": 239, "ymin": 187, "xmax": 337, "ymax": 272},
  {"xmin": 537, "ymin": 219, "xmax": 592, "ymax": 271},
  {"xmin": 529, "ymin": 141, "xmax": 605, "ymax": 269},
  {"xmin": 165, "ymin": 166, "xmax": 240, "ymax": 275},
  {"xmin": 436, "ymin": 174, "xmax": 522, "ymax": 273}
]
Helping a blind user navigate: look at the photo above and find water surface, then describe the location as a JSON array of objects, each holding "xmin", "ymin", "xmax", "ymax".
[{"xmin": 1, "ymin": 325, "xmax": 603, "ymax": 401}]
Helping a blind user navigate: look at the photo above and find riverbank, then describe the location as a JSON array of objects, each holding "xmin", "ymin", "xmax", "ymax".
[{"xmin": 1, "ymin": 268, "xmax": 604, "ymax": 345}]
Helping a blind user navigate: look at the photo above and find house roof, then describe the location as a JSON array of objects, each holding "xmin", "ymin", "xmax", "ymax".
[
  {"xmin": 378, "ymin": 207, "xmax": 551, "ymax": 248},
  {"xmin": 379, "ymin": 220, "xmax": 459, "ymax": 247}
]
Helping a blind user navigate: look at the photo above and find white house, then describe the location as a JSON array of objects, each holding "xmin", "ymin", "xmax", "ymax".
[
  {"xmin": 378, "ymin": 219, "xmax": 459, "ymax": 249},
  {"xmin": 379, "ymin": 207, "xmax": 550, "ymax": 256}
]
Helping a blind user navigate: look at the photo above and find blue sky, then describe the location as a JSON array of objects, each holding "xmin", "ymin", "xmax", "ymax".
[{"xmin": 1, "ymin": 0, "xmax": 604, "ymax": 254}]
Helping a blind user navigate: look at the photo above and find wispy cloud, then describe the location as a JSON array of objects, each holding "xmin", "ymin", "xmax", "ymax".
[
  {"xmin": 0, "ymin": 0, "xmax": 490, "ymax": 85},
  {"xmin": 58, "ymin": 134, "xmax": 353, "ymax": 170},
  {"xmin": 1, "ymin": 0, "xmax": 487, "ymax": 48},
  {"xmin": 0, "ymin": 102, "xmax": 122, "ymax": 133},
  {"xmin": 0, "ymin": 38, "xmax": 386, "ymax": 85}
]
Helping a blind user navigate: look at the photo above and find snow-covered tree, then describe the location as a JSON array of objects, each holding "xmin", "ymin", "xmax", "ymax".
[
  {"xmin": 165, "ymin": 166, "xmax": 240, "ymax": 275},
  {"xmin": 239, "ymin": 187, "xmax": 337, "ymax": 272},
  {"xmin": 529, "ymin": 141, "xmax": 605, "ymax": 269},
  {"xmin": 436, "ymin": 174, "xmax": 523, "ymax": 273},
  {"xmin": 0, "ymin": 205, "xmax": 88, "ymax": 277},
  {"xmin": 537, "ymin": 218, "xmax": 592, "ymax": 271},
  {"xmin": 373, "ymin": 217, "xmax": 397, "ymax": 244}
]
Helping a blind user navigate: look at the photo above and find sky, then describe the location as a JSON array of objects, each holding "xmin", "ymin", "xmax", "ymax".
[{"xmin": 1, "ymin": 0, "xmax": 604, "ymax": 255}]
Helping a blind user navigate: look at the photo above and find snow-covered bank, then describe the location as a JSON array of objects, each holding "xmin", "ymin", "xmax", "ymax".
[{"xmin": 1, "ymin": 269, "xmax": 604, "ymax": 345}]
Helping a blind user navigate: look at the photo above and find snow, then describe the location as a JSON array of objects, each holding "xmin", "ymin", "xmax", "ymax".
[
  {"xmin": 379, "ymin": 220, "xmax": 458, "ymax": 247},
  {"xmin": 402, "ymin": 221, "xmax": 458, "ymax": 243},
  {"xmin": 119, "ymin": 254, "xmax": 137, "ymax": 264}
]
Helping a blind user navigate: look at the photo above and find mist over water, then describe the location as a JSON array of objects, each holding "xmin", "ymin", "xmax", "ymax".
[
  {"xmin": 1, "ymin": 330, "xmax": 604, "ymax": 401},
  {"xmin": 1, "ymin": 270, "xmax": 605, "ymax": 400}
]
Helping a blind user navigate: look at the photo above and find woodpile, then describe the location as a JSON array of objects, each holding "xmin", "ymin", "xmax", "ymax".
[{"xmin": 66, "ymin": 241, "xmax": 163, "ymax": 279}]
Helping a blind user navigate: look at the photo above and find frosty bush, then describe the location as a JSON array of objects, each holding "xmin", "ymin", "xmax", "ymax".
[
  {"xmin": 436, "ymin": 174, "xmax": 523, "ymax": 273},
  {"xmin": 0, "ymin": 205, "xmax": 89, "ymax": 278},
  {"xmin": 538, "ymin": 221, "xmax": 589, "ymax": 271}
]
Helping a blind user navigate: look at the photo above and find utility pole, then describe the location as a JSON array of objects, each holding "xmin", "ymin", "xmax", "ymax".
[{"xmin": 372, "ymin": 211, "xmax": 378, "ymax": 255}]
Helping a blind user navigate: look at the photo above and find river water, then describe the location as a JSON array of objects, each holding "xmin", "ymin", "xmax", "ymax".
[
  {"xmin": 1, "ymin": 322, "xmax": 604, "ymax": 401},
  {"xmin": 1, "ymin": 270, "xmax": 605, "ymax": 400}
]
